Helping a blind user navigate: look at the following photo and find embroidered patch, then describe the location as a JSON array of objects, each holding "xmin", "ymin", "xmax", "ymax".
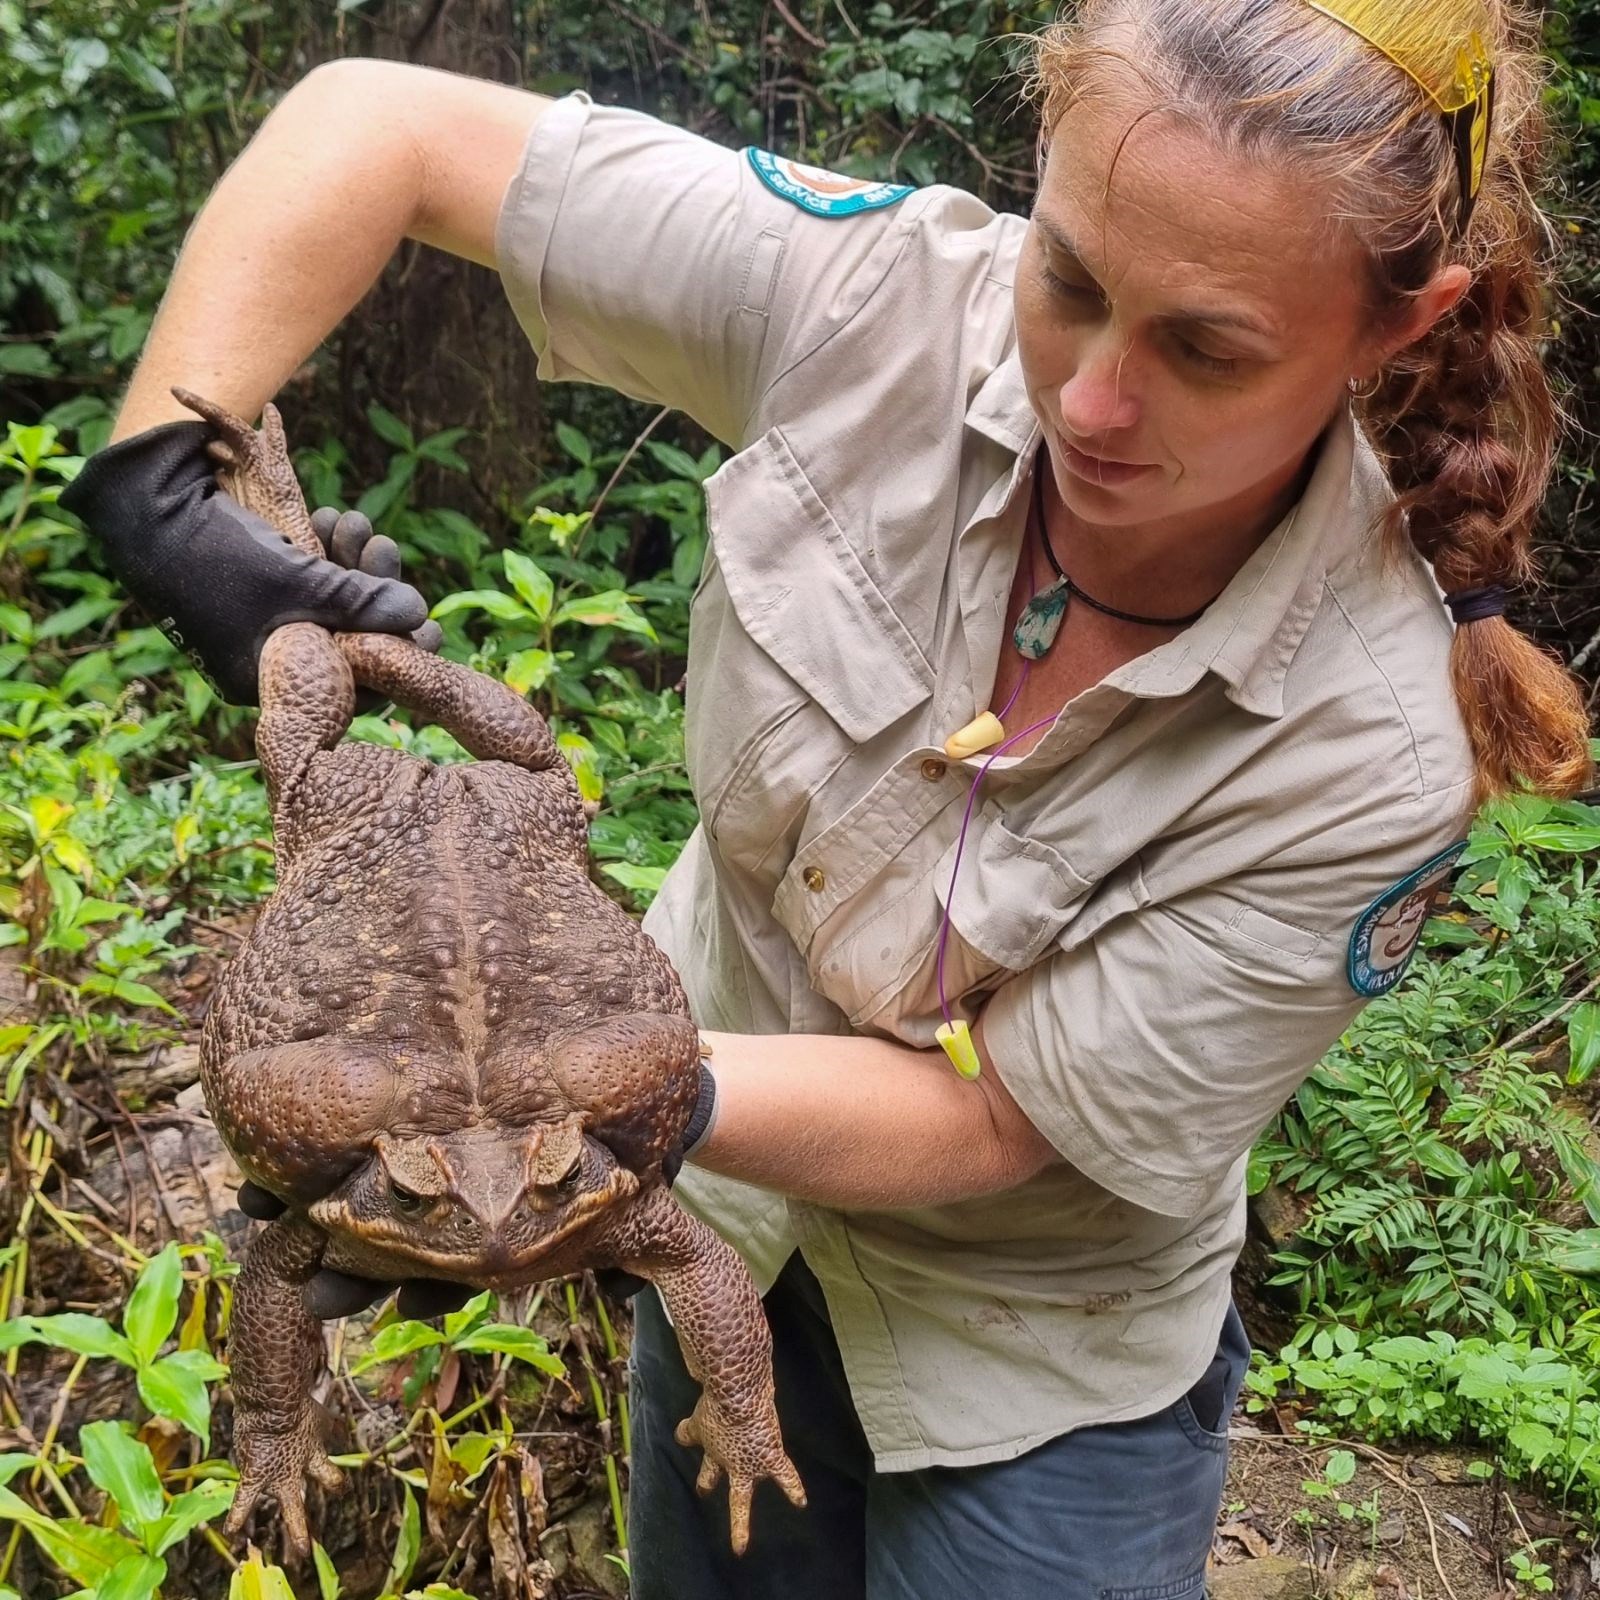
[
  {"xmin": 745, "ymin": 147, "xmax": 913, "ymax": 217},
  {"xmin": 1347, "ymin": 842, "xmax": 1467, "ymax": 997}
]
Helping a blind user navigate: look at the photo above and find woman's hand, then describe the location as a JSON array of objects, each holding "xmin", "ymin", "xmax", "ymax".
[{"xmin": 57, "ymin": 422, "xmax": 433, "ymax": 704}]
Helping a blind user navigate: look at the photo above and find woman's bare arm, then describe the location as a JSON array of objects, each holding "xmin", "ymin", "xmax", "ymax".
[
  {"xmin": 690, "ymin": 1020, "xmax": 1059, "ymax": 1210},
  {"xmin": 113, "ymin": 58, "xmax": 550, "ymax": 440}
]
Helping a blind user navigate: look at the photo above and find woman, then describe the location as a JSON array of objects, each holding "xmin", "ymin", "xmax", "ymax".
[{"xmin": 62, "ymin": 1, "xmax": 1590, "ymax": 1595}]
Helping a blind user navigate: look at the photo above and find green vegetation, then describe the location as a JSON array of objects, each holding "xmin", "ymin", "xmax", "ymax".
[{"xmin": 4, "ymin": 0, "xmax": 1600, "ymax": 1593}]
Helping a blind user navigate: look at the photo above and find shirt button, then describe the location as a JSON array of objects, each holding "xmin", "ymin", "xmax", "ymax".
[
  {"xmin": 803, "ymin": 866, "xmax": 826, "ymax": 892},
  {"xmin": 919, "ymin": 757, "xmax": 948, "ymax": 782}
]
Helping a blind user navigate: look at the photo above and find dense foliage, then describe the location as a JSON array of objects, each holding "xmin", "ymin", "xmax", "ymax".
[{"xmin": 3, "ymin": 1, "xmax": 1600, "ymax": 1595}]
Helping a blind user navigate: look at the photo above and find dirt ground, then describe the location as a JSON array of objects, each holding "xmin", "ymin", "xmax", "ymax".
[{"xmin": 1209, "ymin": 1414, "xmax": 1598, "ymax": 1600}]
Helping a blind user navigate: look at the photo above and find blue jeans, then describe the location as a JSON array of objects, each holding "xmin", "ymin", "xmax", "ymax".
[{"xmin": 626, "ymin": 1253, "xmax": 1251, "ymax": 1600}]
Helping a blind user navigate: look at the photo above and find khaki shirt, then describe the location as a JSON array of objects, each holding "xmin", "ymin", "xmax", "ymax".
[{"xmin": 497, "ymin": 92, "xmax": 1476, "ymax": 1469}]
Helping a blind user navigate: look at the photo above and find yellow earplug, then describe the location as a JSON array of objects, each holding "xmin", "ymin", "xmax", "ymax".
[
  {"xmin": 943, "ymin": 712, "xmax": 1005, "ymax": 761},
  {"xmin": 936, "ymin": 1018, "xmax": 982, "ymax": 1079}
]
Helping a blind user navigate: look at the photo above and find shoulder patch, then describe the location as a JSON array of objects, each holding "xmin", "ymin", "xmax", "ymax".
[
  {"xmin": 745, "ymin": 147, "xmax": 913, "ymax": 217},
  {"xmin": 1347, "ymin": 841, "xmax": 1466, "ymax": 998}
]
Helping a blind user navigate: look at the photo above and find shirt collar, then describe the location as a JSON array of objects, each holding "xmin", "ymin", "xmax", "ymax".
[{"xmin": 964, "ymin": 348, "xmax": 1385, "ymax": 721}]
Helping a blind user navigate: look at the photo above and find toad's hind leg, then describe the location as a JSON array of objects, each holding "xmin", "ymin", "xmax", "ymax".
[
  {"xmin": 335, "ymin": 632, "xmax": 563, "ymax": 778},
  {"xmin": 256, "ymin": 623, "xmax": 356, "ymax": 806}
]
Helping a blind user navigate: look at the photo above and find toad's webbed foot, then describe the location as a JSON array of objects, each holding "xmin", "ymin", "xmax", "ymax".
[
  {"xmin": 225, "ymin": 1398, "xmax": 344, "ymax": 1560},
  {"xmin": 674, "ymin": 1385, "xmax": 806, "ymax": 1555}
]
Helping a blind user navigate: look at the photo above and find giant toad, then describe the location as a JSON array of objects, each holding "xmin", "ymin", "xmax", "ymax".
[{"xmin": 183, "ymin": 390, "xmax": 803, "ymax": 1557}]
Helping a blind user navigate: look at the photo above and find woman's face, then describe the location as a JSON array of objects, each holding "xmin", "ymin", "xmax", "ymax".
[{"xmin": 1014, "ymin": 82, "xmax": 1382, "ymax": 534}]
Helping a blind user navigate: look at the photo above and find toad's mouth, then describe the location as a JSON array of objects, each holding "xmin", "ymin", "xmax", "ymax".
[{"xmin": 313, "ymin": 1164, "xmax": 640, "ymax": 1286}]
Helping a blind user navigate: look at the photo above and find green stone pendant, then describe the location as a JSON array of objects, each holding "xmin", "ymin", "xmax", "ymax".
[{"xmin": 1013, "ymin": 577, "xmax": 1070, "ymax": 660}]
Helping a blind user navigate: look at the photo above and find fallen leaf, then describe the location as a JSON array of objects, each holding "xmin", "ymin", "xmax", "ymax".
[{"xmin": 1218, "ymin": 1520, "xmax": 1274, "ymax": 1560}]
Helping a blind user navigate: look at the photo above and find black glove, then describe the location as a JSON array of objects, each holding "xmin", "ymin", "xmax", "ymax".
[
  {"xmin": 234, "ymin": 1180, "xmax": 472, "ymax": 1320},
  {"xmin": 602, "ymin": 1061, "xmax": 718, "ymax": 1301},
  {"xmin": 58, "ymin": 420, "xmax": 430, "ymax": 705}
]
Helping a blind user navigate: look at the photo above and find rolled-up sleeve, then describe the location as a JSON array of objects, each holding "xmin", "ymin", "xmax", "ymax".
[
  {"xmin": 981, "ymin": 820, "xmax": 1468, "ymax": 1219},
  {"xmin": 495, "ymin": 93, "xmax": 925, "ymax": 447}
]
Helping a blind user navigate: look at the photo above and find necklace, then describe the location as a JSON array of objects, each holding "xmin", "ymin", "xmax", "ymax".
[{"xmin": 1011, "ymin": 456, "xmax": 1217, "ymax": 660}]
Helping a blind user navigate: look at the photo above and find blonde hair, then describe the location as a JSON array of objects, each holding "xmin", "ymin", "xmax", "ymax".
[{"xmin": 1026, "ymin": 0, "xmax": 1592, "ymax": 804}]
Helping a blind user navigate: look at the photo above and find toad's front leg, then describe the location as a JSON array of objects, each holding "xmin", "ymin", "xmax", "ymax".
[
  {"xmin": 601, "ymin": 1184, "xmax": 804, "ymax": 1554},
  {"xmin": 223, "ymin": 1217, "xmax": 344, "ymax": 1558}
]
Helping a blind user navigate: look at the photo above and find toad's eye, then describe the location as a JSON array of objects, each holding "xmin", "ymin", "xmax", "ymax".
[
  {"xmin": 389, "ymin": 1182, "xmax": 426, "ymax": 1215},
  {"xmin": 558, "ymin": 1155, "xmax": 582, "ymax": 1189}
]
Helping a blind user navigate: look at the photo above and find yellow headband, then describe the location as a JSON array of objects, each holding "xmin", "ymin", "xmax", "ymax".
[{"xmin": 1306, "ymin": 0, "xmax": 1495, "ymax": 229}]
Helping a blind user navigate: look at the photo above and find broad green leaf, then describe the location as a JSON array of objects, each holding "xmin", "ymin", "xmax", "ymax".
[
  {"xmin": 600, "ymin": 863, "xmax": 669, "ymax": 895},
  {"xmin": 367, "ymin": 403, "xmax": 415, "ymax": 452},
  {"xmin": 4, "ymin": 421, "xmax": 58, "ymax": 468},
  {"xmin": 125, "ymin": 1243, "xmax": 183, "ymax": 1365},
  {"xmin": 1488, "ymin": 854, "xmax": 1535, "ymax": 920},
  {"xmin": 1522, "ymin": 823, "xmax": 1600, "ymax": 852},
  {"xmin": 1507, "ymin": 1420, "xmax": 1557, "ymax": 1466},
  {"xmin": 0, "ymin": 1456, "xmax": 35, "ymax": 1487},
  {"xmin": 503, "ymin": 647, "xmax": 555, "ymax": 695},
  {"xmin": 78, "ymin": 1421, "xmax": 164, "ymax": 1527},
  {"xmin": 138, "ymin": 1351, "xmax": 224, "ymax": 1449},
  {"xmin": 1568, "ymin": 1002, "xmax": 1600, "ymax": 1085},
  {"xmin": 447, "ymin": 1433, "xmax": 500, "ymax": 1479},
  {"xmin": 381, "ymin": 1489, "xmax": 421, "ymax": 1597},
  {"xmin": 441, "ymin": 1291, "xmax": 494, "ymax": 1343},
  {"xmin": 145, "ymin": 1479, "xmax": 236, "ymax": 1557},
  {"xmin": 355, "ymin": 454, "xmax": 416, "ymax": 524},
  {"xmin": 429, "ymin": 589, "xmax": 530, "ymax": 624},
  {"xmin": 0, "ymin": 344, "xmax": 55, "ymax": 378},
  {"xmin": 1366, "ymin": 1336, "xmax": 1434, "ymax": 1364},
  {"xmin": 554, "ymin": 421, "xmax": 592, "ymax": 465},
  {"xmin": 556, "ymin": 732, "xmax": 603, "ymax": 805},
  {"xmin": 76, "ymin": 975, "xmax": 175, "ymax": 1013},
  {"xmin": 1322, "ymin": 1448, "xmax": 1357, "ymax": 1486},
  {"xmin": 35, "ymin": 596, "xmax": 117, "ymax": 640},
  {"xmin": 95, "ymin": 1553, "xmax": 165, "ymax": 1600},
  {"xmin": 17, "ymin": 1313, "xmax": 135, "ymax": 1365},
  {"xmin": 453, "ymin": 1325, "xmax": 566, "ymax": 1375},
  {"xmin": 0, "ymin": 1486, "xmax": 137, "ymax": 1586},
  {"xmin": 409, "ymin": 1588, "xmax": 475, "ymax": 1599},
  {"xmin": 61, "ymin": 37, "xmax": 110, "ymax": 93},
  {"xmin": 229, "ymin": 1553, "xmax": 299, "ymax": 1600},
  {"xmin": 552, "ymin": 591, "xmax": 658, "ymax": 641},
  {"xmin": 114, "ymin": 44, "xmax": 175, "ymax": 100},
  {"xmin": 503, "ymin": 551, "xmax": 554, "ymax": 622},
  {"xmin": 350, "ymin": 1321, "xmax": 446, "ymax": 1374},
  {"xmin": 27, "ymin": 795, "xmax": 72, "ymax": 838},
  {"xmin": 314, "ymin": 1541, "xmax": 342, "ymax": 1600},
  {"xmin": 643, "ymin": 440, "xmax": 708, "ymax": 482}
]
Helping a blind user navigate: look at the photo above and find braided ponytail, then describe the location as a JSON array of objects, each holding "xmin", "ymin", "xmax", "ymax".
[{"xmin": 1358, "ymin": 13, "xmax": 1591, "ymax": 801}]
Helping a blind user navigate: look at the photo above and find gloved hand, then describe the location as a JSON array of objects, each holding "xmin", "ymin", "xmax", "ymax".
[
  {"xmin": 233, "ymin": 1062, "xmax": 718, "ymax": 1317},
  {"xmin": 306, "ymin": 506, "xmax": 443, "ymax": 714},
  {"xmin": 58, "ymin": 420, "xmax": 432, "ymax": 705},
  {"xmin": 234, "ymin": 1180, "xmax": 473, "ymax": 1320}
]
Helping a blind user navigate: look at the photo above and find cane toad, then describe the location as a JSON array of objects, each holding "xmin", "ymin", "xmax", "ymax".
[{"xmin": 183, "ymin": 390, "xmax": 803, "ymax": 1558}]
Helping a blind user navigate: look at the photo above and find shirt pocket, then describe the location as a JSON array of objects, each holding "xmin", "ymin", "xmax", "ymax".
[
  {"xmin": 687, "ymin": 427, "xmax": 934, "ymax": 877},
  {"xmin": 800, "ymin": 800, "xmax": 1098, "ymax": 1041}
]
